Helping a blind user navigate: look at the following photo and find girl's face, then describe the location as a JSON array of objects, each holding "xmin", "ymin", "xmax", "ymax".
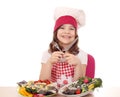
[{"xmin": 57, "ymin": 24, "xmax": 76, "ymax": 48}]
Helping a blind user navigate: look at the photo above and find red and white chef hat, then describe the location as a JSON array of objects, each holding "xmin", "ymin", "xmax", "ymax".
[{"xmin": 53, "ymin": 7, "xmax": 85, "ymax": 32}]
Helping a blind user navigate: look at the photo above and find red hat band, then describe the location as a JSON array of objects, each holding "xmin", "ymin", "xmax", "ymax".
[{"xmin": 54, "ymin": 15, "xmax": 77, "ymax": 32}]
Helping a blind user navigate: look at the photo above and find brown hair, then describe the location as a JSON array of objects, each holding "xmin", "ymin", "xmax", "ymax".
[{"xmin": 48, "ymin": 29, "xmax": 79, "ymax": 55}]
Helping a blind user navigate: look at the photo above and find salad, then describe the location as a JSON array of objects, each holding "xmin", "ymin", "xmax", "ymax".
[
  {"xmin": 59, "ymin": 77, "xmax": 102, "ymax": 95},
  {"xmin": 17, "ymin": 79, "xmax": 58, "ymax": 97}
]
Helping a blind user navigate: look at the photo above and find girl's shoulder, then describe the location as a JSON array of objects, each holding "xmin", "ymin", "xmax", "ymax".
[
  {"xmin": 41, "ymin": 50, "xmax": 51, "ymax": 63},
  {"xmin": 77, "ymin": 49, "xmax": 88, "ymax": 64},
  {"xmin": 77, "ymin": 49, "xmax": 87, "ymax": 57},
  {"xmin": 42, "ymin": 50, "xmax": 51, "ymax": 56}
]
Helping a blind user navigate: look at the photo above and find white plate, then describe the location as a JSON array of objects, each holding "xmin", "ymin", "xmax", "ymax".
[
  {"xmin": 17, "ymin": 86, "xmax": 57, "ymax": 97},
  {"xmin": 59, "ymin": 90, "xmax": 93, "ymax": 97},
  {"xmin": 58, "ymin": 81, "xmax": 93, "ymax": 97}
]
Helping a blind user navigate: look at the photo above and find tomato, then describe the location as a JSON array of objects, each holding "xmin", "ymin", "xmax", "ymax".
[
  {"xmin": 44, "ymin": 80, "xmax": 51, "ymax": 84},
  {"xmin": 34, "ymin": 81, "xmax": 39, "ymax": 84},
  {"xmin": 38, "ymin": 80, "xmax": 43, "ymax": 83},
  {"xmin": 33, "ymin": 94, "xmax": 39, "ymax": 97},
  {"xmin": 83, "ymin": 78, "xmax": 89, "ymax": 83},
  {"xmin": 34, "ymin": 79, "xmax": 51, "ymax": 85},
  {"xmin": 75, "ymin": 89, "xmax": 81, "ymax": 94}
]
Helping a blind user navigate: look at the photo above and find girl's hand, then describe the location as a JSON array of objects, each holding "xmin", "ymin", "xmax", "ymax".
[
  {"xmin": 48, "ymin": 51, "xmax": 64, "ymax": 64},
  {"xmin": 63, "ymin": 52, "xmax": 81, "ymax": 66}
]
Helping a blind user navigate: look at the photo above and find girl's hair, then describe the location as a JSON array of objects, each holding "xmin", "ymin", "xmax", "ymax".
[{"xmin": 48, "ymin": 28, "xmax": 79, "ymax": 55}]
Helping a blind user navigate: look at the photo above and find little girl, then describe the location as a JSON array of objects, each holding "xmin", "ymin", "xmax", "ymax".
[{"xmin": 39, "ymin": 7, "xmax": 94, "ymax": 87}]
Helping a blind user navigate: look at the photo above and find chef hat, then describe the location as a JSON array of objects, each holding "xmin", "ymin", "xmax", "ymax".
[{"xmin": 54, "ymin": 7, "xmax": 85, "ymax": 32}]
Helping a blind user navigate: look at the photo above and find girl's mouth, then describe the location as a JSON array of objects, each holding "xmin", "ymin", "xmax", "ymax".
[{"xmin": 61, "ymin": 35, "xmax": 72, "ymax": 39}]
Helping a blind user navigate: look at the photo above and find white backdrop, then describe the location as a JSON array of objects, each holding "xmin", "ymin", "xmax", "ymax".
[{"xmin": 0, "ymin": 0, "xmax": 120, "ymax": 87}]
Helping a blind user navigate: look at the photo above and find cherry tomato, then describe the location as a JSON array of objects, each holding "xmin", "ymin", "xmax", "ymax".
[
  {"xmin": 75, "ymin": 89, "xmax": 81, "ymax": 94},
  {"xmin": 84, "ymin": 78, "xmax": 89, "ymax": 83},
  {"xmin": 45, "ymin": 80, "xmax": 51, "ymax": 84}
]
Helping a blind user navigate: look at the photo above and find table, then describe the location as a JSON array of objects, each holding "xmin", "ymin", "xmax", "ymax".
[{"xmin": 0, "ymin": 87, "xmax": 120, "ymax": 97}]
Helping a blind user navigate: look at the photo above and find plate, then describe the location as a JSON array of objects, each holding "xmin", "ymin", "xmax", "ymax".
[
  {"xmin": 58, "ymin": 81, "xmax": 93, "ymax": 97},
  {"xmin": 17, "ymin": 86, "xmax": 57, "ymax": 97},
  {"xmin": 18, "ymin": 93, "xmax": 56, "ymax": 97},
  {"xmin": 59, "ymin": 90, "xmax": 93, "ymax": 97}
]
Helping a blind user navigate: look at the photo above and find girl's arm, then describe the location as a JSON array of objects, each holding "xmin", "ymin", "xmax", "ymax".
[
  {"xmin": 39, "ymin": 61, "xmax": 52, "ymax": 80},
  {"xmin": 39, "ymin": 51, "xmax": 64, "ymax": 80}
]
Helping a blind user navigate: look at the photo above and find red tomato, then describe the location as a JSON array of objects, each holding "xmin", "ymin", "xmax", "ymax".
[
  {"xmin": 44, "ymin": 80, "xmax": 51, "ymax": 84},
  {"xmin": 38, "ymin": 80, "xmax": 43, "ymax": 83},
  {"xmin": 34, "ymin": 81, "xmax": 39, "ymax": 84},
  {"xmin": 75, "ymin": 89, "xmax": 81, "ymax": 94},
  {"xmin": 84, "ymin": 78, "xmax": 89, "ymax": 83},
  {"xmin": 33, "ymin": 94, "xmax": 39, "ymax": 97}
]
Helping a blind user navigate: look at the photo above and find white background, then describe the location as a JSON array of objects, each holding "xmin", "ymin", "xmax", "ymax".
[{"xmin": 0, "ymin": 0, "xmax": 120, "ymax": 87}]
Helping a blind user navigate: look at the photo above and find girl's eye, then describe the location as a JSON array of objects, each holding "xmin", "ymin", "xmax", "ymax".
[
  {"xmin": 59, "ymin": 27, "xmax": 64, "ymax": 29},
  {"xmin": 70, "ymin": 28, "xmax": 75, "ymax": 30}
]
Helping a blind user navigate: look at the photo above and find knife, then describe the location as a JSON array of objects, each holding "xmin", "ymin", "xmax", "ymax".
[{"xmin": 62, "ymin": 37, "xmax": 78, "ymax": 52}]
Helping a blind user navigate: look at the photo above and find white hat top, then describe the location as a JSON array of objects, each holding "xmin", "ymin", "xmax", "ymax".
[{"xmin": 54, "ymin": 7, "xmax": 85, "ymax": 28}]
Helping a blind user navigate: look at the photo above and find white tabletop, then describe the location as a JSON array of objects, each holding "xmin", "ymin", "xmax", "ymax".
[{"xmin": 0, "ymin": 86, "xmax": 120, "ymax": 97}]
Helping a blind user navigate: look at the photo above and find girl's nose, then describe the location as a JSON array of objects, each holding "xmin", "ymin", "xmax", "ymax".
[{"xmin": 64, "ymin": 29, "xmax": 69, "ymax": 33}]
